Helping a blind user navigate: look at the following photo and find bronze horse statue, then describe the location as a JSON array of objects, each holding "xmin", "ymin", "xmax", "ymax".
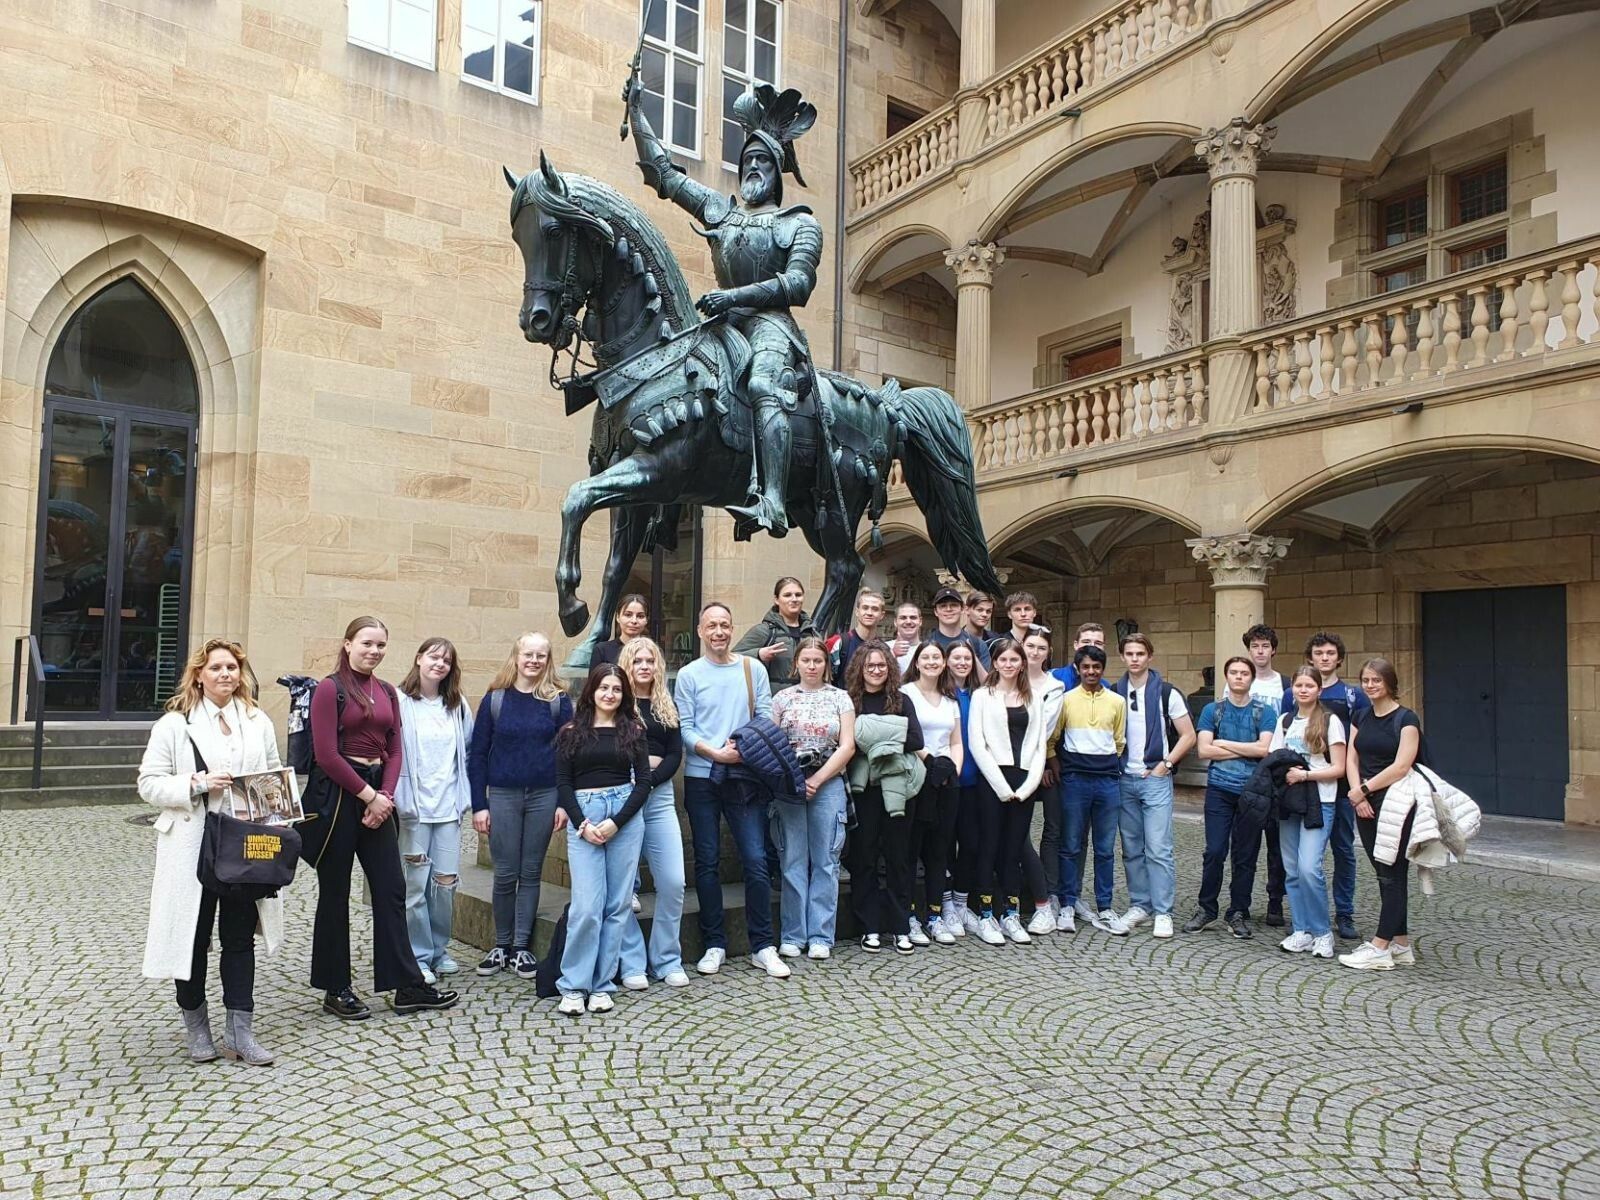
[{"xmin": 504, "ymin": 153, "xmax": 1002, "ymax": 667}]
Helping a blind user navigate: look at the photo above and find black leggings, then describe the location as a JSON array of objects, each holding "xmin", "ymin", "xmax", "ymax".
[
  {"xmin": 952, "ymin": 785, "xmax": 984, "ymax": 895},
  {"xmin": 909, "ymin": 774, "xmax": 958, "ymax": 919},
  {"xmin": 1356, "ymin": 791, "xmax": 1415, "ymax": 941},
  {"xmin": 997, "ymin": 795, "xmax": 1038, "ymax": 909},
  {"xmin": 850, "ymin": 785, "xmax": 914, "ymax": 936},
  {"xmin": 175, "ymin": 888, "xmax": 256, "ymax": 1012}
]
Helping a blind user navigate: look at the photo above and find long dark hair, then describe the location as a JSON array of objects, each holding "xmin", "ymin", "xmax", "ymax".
[
  {"xmin": 904, "ymin": 640, "xmax": 955, "ymax": 698},
  {"xmin": 337, "ymin": 615, "xmax": 389, "ymax": 715},
  {"xmin": 986, "ymin": 637, "xmax": 1033, "ymax": 704},
  {"xmin": 556, "ymin": 664, "xmax": 645, "ymax": 758},
  {"xmin": 400, "ymin": 636, "xmax": 464, "ymax": 711},
  {"xmin": 845, "ymin": 640, "xmax": 902, "ymax": 715}
]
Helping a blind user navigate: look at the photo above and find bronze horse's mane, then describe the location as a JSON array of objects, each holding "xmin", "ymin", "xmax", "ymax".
[{"xmin": 510, "ymin": 168, "xmax": 699, "ymax": 341}]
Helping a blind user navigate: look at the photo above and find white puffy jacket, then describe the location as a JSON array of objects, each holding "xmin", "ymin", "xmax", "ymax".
[{"xmin": 1374, "ymin": 764, "xmax": 1482, "ymax": 894}]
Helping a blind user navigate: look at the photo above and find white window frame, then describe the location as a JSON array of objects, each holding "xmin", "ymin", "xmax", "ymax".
[
  {"xmin": 721, "ymin": 0, "xmax": 783, "ymax": 173},
  {"xmin": 461, "ymin": 0, "xmax": 543, "ymax": 105},
  {"xmin": 641, "ymin": 0, "xmax": 705, "ymax": 160},
  {"xmin": 348, "ymin": 0, "xmax": 439, "ymax": 70}
]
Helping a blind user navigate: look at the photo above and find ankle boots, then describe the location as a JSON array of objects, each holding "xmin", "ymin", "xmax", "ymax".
[
  {"xmin": 179, "ymin": 1004, "xmax": 219, "ymax": 1062},
  {"xmin": 220, "ymin": 1009, "xmax": 275, "ymax": 1066}
]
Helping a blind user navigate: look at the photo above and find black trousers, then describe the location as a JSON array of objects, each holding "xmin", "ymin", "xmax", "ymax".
[
  {"xmin": 909, "ymin": 775, "xmax": 958, "ymax": 917},
  {"xmin": 1356, "ymin": 792, "xmax": 1415, "ymax": 941},
  {"xmin": 850, "ymin": 785, "xmax": 914, "ymax": 936},
  {"xmin": 309, "ymin": 765, "xmax": 423, "ymax": 994},
  {"xmin": 997, "ymin": 796, "xmax": 1039, "ymax": 905},
  {"xmin": 175, "ymin": 888, "xmax": 256, "ymax": 1012},
  {"xmin": 1263, "ymin": 818, "xmax": 1286, "ymax": 907},
  {"xmin": 952, "ymin": 784, "xmax": 984, "ymax": 894},
  {"xmin": 1038, "ymin": 776, "xmax": 1062, "ymax": 895}
]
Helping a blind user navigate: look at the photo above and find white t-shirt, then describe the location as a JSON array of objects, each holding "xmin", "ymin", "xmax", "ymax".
[
  {"xmin": 1122, "ymin": 680, "xmax": 1189, "ymax": 776},
  {"xmin": 411, "ymin": 695, "xmax": 460, "ymax": 821},
  {"xmin": 1270, "ymin": 711, "xmax": 1347, "ymax": 804},
  {"xmin": 1249, "ymin": 670, "xmax": 1285, "ymax": 708},
  {"xmin": 905, "ymin": 686, "xmax": 958, "ymax": 758}
]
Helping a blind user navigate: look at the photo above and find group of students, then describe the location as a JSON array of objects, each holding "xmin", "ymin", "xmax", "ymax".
[{"xmin": 139, "ymin": 582, "xmax": 1428, "ymax": 1059}]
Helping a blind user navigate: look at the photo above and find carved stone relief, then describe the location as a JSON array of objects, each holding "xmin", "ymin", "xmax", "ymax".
[{"xmin": 1163, "ymin": 206, "xmax": 1298, "ymax": 351}]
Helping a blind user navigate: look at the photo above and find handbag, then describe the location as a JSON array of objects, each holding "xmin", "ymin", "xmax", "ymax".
[{"xmin": 191, "ymin": 738, "xmax": 301, "ymax": 901}]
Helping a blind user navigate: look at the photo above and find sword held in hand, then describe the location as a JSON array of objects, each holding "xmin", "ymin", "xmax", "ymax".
[{"xmin": 619, "ymin": 0, "xmax": 660, "ymax": 141}]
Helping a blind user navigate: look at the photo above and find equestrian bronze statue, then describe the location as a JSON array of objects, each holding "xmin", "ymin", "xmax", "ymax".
[{"xmin": 505, "ymin": 68, "xmax": 1003, "ymax": 668}]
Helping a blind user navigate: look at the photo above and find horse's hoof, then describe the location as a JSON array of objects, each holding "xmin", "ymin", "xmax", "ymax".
[{"xmin": 559, "ymin": 601, "xmax": 590, "ymax": 638}]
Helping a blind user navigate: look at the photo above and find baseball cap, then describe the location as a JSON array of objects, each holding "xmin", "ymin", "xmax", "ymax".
[{"xmin": 933, "ymin": 587, "xmax": 963, "ymax": 606}]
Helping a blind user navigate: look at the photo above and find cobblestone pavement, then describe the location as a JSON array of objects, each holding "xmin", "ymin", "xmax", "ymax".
[{"xmin": 4, "ymin": 806, "xmax": 1599, "ymax": 1200}]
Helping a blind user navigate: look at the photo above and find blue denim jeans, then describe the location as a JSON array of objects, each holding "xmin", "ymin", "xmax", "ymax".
[
  {"xmin": 619, "ymin": 781, "xmax": 686, "ymax": 980},
  {"xmin": 1331, "ymin": 793, "xmax": 1357, "ymax": 920},
  {"xmin": 1196, "ymin": 784, "xmax": 1261, "ymax": 919},
  {"xmin": 769, "ymin": 776, "xmax": 848, "ymax": 949},
  {"xmin": 1059, "ymin": 772, "xmax": 1119, "ymax": 911},
  {"xmin": 399, "ymin": 817, "xmax": 461, "ymax": 973},
  {"xmin": 1280, "ymin": 805, "xmax": 1336, "ymax": 937},
  {"xmin": 684, "ymin": 775, "xmax": 774, "ymax": 953},
  {"xmin": 1119, "ymin": 773, "xmax": 1177, "ymax": 916},
  {"xmin": 557, "ymin": 784, "xmax": 648, "ymax": 996}
]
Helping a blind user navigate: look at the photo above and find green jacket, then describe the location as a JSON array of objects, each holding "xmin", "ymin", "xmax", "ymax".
[{"xmin": 847, "ymin": 713, "xmax": 927, "ymax": 816}]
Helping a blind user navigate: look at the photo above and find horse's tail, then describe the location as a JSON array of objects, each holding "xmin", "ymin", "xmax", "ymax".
[{"xmin": 893, "ymin": 387, "xmax": 1006, "ymax": 598}]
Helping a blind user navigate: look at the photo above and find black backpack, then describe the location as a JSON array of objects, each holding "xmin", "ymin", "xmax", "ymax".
[{"xmin": 287, "ymin": 674, "xmax": 398, "ymax": 776}]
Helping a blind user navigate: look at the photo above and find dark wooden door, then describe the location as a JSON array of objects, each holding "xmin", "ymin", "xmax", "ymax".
[{"xmin": 1422, "ymin": 585, "xmax": 1567, "ymax": 819}]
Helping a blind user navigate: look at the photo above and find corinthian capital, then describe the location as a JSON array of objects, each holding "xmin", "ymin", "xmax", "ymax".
[
  {"xmin": 1195, "ymin": 119, "xmax": 1276, "ymax": 181},
  {"xmin": 1186, "ymin": 533, "xmax": 1292, "ymax": 588},
  {"xmin": 945, "ymin": 240, "xmax": 1006, "ymax": 287}
]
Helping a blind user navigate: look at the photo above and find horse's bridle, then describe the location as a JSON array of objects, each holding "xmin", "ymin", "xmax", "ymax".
[{"xmin": 523, "ymin": 222, "xmax": 600, "ymax": 392}]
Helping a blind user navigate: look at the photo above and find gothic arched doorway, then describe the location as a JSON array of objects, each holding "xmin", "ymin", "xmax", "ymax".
[{"xmin": 31, "ymin": 278, "xmax": 198, "ymax": 717}]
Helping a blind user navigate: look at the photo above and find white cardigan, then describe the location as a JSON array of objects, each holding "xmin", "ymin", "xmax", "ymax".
[
  {"xmin": 967, "ymin": 685, "xmax": 1048, "ymax": 801},
  {"xmin": 138, "ymin": 705, "xmax": 287, "ymax": 981}
]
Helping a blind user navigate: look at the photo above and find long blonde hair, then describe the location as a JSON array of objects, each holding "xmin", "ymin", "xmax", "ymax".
[
  {"xmin": 617, "ymin": 637, "xmax": 679, "ymax": 727},
  {"xmin": 485, "ymin": 631, "xmax": 563, "ymax": 700},
  {"xmin": 1288, "ymin": 664, "xmax": 1331, "ymax": 756},
  {"xmin": 168, "ymin": 638, "xmax": 259, "ymax": 716}
]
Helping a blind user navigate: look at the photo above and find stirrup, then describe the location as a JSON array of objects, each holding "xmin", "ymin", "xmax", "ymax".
[{"xmin": 729, "ymin": 497, "xmax": 788, "ymax": 539}]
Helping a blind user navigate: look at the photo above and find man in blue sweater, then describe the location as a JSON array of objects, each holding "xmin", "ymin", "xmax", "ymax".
[{"xmin": 674, "ymin": 602, "xmax": 787, "ymax": 980}]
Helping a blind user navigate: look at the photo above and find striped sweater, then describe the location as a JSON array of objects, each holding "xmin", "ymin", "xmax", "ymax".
[{"xmin": 1056, "ymin": 685, "xmax": 1127, "ymax": 775}]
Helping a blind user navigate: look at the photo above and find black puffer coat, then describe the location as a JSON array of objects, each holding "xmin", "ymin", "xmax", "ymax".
[{"xmin": 1239, "ymin": 748, "xmax": 1322, "ymax": 829}]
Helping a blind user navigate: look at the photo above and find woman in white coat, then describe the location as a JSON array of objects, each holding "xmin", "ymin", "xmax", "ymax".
[{"xmin": 139, "ymin": 638, "xmax": 286, "ymax": 1066}]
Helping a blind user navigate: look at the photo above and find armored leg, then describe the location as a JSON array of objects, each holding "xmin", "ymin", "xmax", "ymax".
[{"xmin": 729, "ymin": 347, "xmax": 795, "ymax": 538}]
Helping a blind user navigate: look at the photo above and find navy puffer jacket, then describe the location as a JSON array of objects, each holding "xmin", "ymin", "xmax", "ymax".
[{"xmin": 710, "ymin": 715, "xmax": 806, "ymax": 805}]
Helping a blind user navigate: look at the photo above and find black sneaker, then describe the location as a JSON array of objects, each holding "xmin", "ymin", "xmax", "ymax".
[
  {"xmin": 513, "ymin": 950, "xmax": 538, "ymax": 979},
  {"xmin": 391, "ymin": 983, "xmax": 460, "ymax": 1014},
  {"xmin": 1226, "ymin": 912, "xmax": 1253, "ymax": 940},
  {"xmin": 476, "ymin": 947, "xmax": 508, "ymax": 976},
  {"xmin": 1182, "ymin": 909, "xmax": 1216, "ymax": 934},
  {"xmin": 893, "ymin": 934, "xmax": 915, "ymax": 955},
  {"xmin": 322, "ymin": 987, "xmax": 371, "ymax": 1021},
  {"xmin": 860, "ymin": 933, "xmax": 881, "ymax": 954},
  {"xmin": 1264, "ymin": 903, "xmax": 1285, "ymax": 928},
  {"xmin": 1335, "ymin": 914, "xmax": 1359, "ymax": 941}
]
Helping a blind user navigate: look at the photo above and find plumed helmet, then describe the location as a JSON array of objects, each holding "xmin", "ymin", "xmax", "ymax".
[{"xmin": 733, "ymin": 84, "xmax": 817, "ymax": 191}]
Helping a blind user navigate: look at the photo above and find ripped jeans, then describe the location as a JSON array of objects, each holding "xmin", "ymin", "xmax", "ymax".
[{"xmin": 400, "ymin": 818, "xmax": 462, "ymax": 973}]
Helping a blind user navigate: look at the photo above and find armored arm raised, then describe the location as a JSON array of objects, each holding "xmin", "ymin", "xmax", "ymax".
[{"xmin": 625, "ymin": 74, "xmax": 727, "ymax": 225}]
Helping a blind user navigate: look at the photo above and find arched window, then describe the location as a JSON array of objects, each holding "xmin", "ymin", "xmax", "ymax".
[{"xmin": 44, "ymin": 277, "xmax": 198, "ymax": 413}]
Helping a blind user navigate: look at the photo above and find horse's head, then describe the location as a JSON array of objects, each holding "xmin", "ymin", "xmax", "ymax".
[{"xmin": 504, "ymin": 151, "xmax": 615, "ymax": 349}]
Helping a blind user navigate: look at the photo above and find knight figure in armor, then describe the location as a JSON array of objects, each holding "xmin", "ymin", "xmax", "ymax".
[{"xmin": 624, "ymin": 71, "xmax": 823, "ymax": 539}]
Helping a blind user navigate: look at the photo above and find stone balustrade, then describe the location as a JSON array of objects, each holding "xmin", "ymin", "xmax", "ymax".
[
  {"xmin": 1246, "ymin": 237, "xmax": 1600, "ymax": 410},
  {"xmin": 850, "ymin": 0, "xmax": 1219, "ymax": 214}
]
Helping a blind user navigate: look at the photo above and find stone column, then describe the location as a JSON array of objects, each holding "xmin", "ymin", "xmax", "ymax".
[
  {"xmin": 1194, "ymin": 119, "xmax": 1274, "ymax": 423},
  {"xmin": 957, "ymin": 0, "xmax": 997, "ymax": 156},
  {"xmin": 945, "ymin": 240, "xmax": 1005, "ymax": 412},
  {"xmin": 1187, "ymin": 533, "xmax": 1291, "ymax": 683}
]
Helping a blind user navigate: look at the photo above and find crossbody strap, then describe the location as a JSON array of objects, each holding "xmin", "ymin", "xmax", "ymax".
[{"xmin": 742, "ymin": 655, "xmax": 755, "ymax": 717}]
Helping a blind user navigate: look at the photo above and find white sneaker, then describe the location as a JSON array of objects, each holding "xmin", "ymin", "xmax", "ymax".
[
  {"xmin": 436, "ymin": 956, "xmax": 461, "ymax": 975},
  {"xmin": 1152, "ymin": 914, "xmax": 1173, "ymax": 939},
  {"xmin": 557, "ymin": 993, "xmax": 585, "ymax": 1015},
  {"xmin": 1000, "ymin": 913, "xmax": 1032, "ymax": 944},
  {"xmin": 1099, "ymin": 909, "xmax": 1130, "ymax": 936},
  {"xmin": 1026, "ymin": 907, "xmax": 1055, "ymax": 936},
  {"xmin": 908, "ymin": 918, "xmax": 931, "ymax": 947},
  {"xmin": 1074, "ymin": 899, "xmax": 1100, "ymax": 927},
  {"xmin": 1055, "ymin": 907, "xmax": 1076, "ymax": 933},
  {"xmin": 1120, "ymin": 905, "xmax": 1151, "ymax": 931},
  {"xmin": 696, "ymin": 947, "xmax": 726, "ymax": 975},
  {"xmin": 1279, "ymin": 931, "xmax": 1314, "ymax": 954},
  {"xmin": 631, "ymin": 892, "xmax": 642, "ymax": 913},
  {"xmin": 960, "ymin": 908, "xmax": 985, "ymax": 937},
  {"xmin": 420, "ymin": 966, "xmax": 438, "ymax": 986},
  {"xmin": 929, "ymin": 917, "xmax": 956, "ymax": 945},
  {"xmin": 807, "ymin": 943, "xmax": 831, "ymax": 960},
  {"xmin": 752, "ymin": 947, "xmax": 792, "ymax": 978},
  {"xmin": 976, "ymin": 915, "xmax": 1006, "ymax": 945},
  {"xmin": 621, "ymin": 974, "xmax": 649, "ymax": 991},
  {"xmin": 1311, "ymin": 934, "xmax": 1335, "ymax": 959},
  {"xmin": 944, "ymin": 906, "xmax": 967, "ymax": 937},
  {"xmin": 1339, "ymin": 941, "xmax": 1394, "ymax": 971},
  {"xmin": 586, "ymin": 992, "xmax": 614, "ymax": 1012},
  {"xmin": 1387, "ymin": 941, "xmax": 1417, "ymax": 966},
  {"xmin": 778, "ymin": 942, "xmax": 803, "ymax": 958},
  {"xmin": 662, "ymin": 969, "xmax": 691, "ymax": 987}
]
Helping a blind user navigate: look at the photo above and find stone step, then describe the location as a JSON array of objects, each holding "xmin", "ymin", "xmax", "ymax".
[
  {"xmin": 0, "ymin": 723, "xmax": 154, "ymax": 749},
  {"xmin": 0, "ymin": 762, "xmax": 140, "ymax": 790},
  {"xmin": 0, "ymin": 743, "xmax": 147, "ymax": 769},
  {"xmin": 0, "ymin": 784, "xmax": 141, "ymax": 808}
]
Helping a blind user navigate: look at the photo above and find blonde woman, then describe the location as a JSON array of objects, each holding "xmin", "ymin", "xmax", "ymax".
[
  {"xmin": 616, "ymin": 638, "xmax": 689, "ymax": 988},
  {"xmin": 139, "ymin": 638, "xmax": 285, "ymax": 1066},
  {"xmin": 468, "ymin": 632, "xmax": 573, "ymax": 979}
]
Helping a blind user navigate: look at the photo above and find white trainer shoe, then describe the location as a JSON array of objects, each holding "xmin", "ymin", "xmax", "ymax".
[
  {"xmin": 420, "ymin": 966, "xmax": 438, "ymax": 986},
  {"xmin": 1387, "ymin": 941, "xmax": 1417, "ymax": 966},
  {"xmin": 807, "ymin": 943, "xmax": 831, "ymax": 960},
  {"xmin": 586, "ymin": 992, "xmax": 614, "ymax": 1013},
  {"xmin": 620, "ymin": 974, "xmax": 649, "ymax": 991},
  {"xmin": 929, "ymin": 917, "xmax": 957, "ymax": 945},
  {"xmin": 662, "ymin": 970, "xmax": 691, "ymax": 987},
  {"xmin": 557, "ymin": 992, "xmax": 586, "ymax": 1015},
  {"xmin": 1099, "ymin": 909, "xmax": 1130, "ymax": 936},
  {"xmin": 908, "ymin": 918, "xmax": 931, "ymax": 947},
  {"xmin": 1338, "ymin": 941, "xmax": 1394, "ymax": 970},
  {"xmin": 778, "ymin": 942, "xmax": 803, "ymax": 958},
  {"xmin": 1000, "ymin": 913, "xmax": 1032, "ymax": 944},
  {"xmin": 752, "ymin": 947, "xmax": 792, "ymax": 978},
  {"xmin": 630, "ymin": 892, "xmax": 642, "ymax": 913},
  {"xmin": 1152, "ymin": 914, "xmax": 1173, "ymax": 939},
  {"xmin": 696, "ymin": 947, "xmax": 726, "ymax": 975},
  {"xmin": 960, "ymin": 909, "xmax": 985, "ymax": 937},
  {"xmin": 1310, "ymin": 934, "xmax": 1336, "ymax": 959},
  {"xmin": 944, "ymin": 906, "xmax": 967, "ymax": 937},
  {"xmin": 976, "ymin": 915, "xmax": 1006, "ymax": 945},
  {"xmin": 1279, "ymin": 931, "xmax": 1314, "ymax": 954},
  {"xmin": 1120, "ymin": 905, "xmax": 1151, "ymax": 931},
  {"xmin": 1026, "ymin": 907, "xmax": 1055, "ymax": 936},
  {"xmin": 1055, "ymin": 907, "xmax": 1076, "ymax": 933},
  {"xmin": 1074, "ymin": 899, "xmax": 1101, "ymax": 927}
]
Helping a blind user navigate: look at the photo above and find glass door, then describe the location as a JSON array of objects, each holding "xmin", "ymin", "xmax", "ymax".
[{"xmin": 32, "ymin": 399, "xmax": 195, "ymax": 717}]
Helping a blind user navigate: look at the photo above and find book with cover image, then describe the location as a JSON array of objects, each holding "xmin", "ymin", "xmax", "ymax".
[{"xmin": 227, "ymin": 767, "xmax": 305, "ymax": 825}]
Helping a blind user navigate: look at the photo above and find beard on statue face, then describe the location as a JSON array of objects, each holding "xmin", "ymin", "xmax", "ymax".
[{"xmin": 740, "ymin": 152, "xmax": 777, "ymax": 205}]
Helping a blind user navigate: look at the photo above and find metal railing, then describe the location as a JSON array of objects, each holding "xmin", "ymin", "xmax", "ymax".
[{"xmin": 10, "ymin": 635, "xmax": 45, "ymax": 790}]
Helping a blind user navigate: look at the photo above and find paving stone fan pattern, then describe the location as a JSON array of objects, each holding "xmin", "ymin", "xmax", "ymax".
[{"xmin": 3, "ymin": 807, "xmax": 1599, "ymax": 1199}]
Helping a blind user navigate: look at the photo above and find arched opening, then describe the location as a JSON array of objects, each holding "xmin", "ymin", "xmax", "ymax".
[{"xmin": 32, "ymin": 278, "xmax": 200, "ymax": 717}]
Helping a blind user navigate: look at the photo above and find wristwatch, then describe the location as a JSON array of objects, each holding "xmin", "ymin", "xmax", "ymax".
[{"xmin": 1359, "ymin": 781, "xmax": 1372, "ymax": 797}]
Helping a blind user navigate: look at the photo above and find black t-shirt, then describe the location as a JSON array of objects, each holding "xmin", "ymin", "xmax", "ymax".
[
  {"xmin": 1356, "ymin": 705, "xmax": 1423, "ymax": 781},
  {"xmin": 555, "ymin": 725, "xmax": 652, "ymax": 827},
  {"xmin": 635, "ymin": 698, "xmax": 682, "ymax": 787},
  {"xmin": 856, "ymin": 689, "xmax": 924, "ymax": 752}
]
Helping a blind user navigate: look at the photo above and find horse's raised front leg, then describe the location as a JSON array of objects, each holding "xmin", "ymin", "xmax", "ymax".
[{"xmin": 555, "ymin": 458, "xmax": 663, "ymax": 638}]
